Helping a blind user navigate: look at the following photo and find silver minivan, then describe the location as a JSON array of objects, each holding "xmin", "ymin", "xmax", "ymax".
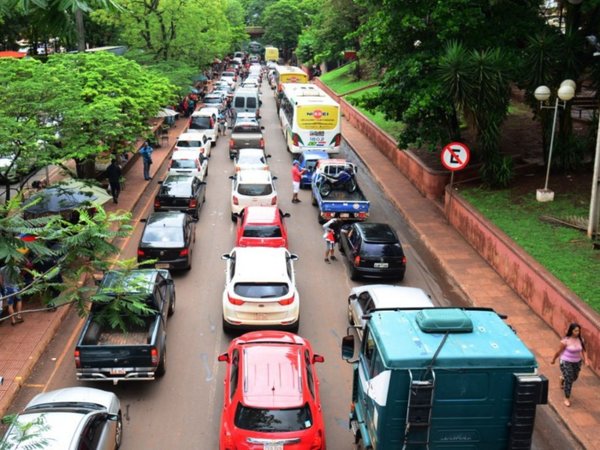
[{"xmin": 232, "ymin": 88, "xmax": 262, "ymax": 119}]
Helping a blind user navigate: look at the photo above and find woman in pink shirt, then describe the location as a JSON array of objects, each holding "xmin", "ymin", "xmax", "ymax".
[{"xmin": 552, "ymin": 323, "xmax": 588, "ymax": 407}]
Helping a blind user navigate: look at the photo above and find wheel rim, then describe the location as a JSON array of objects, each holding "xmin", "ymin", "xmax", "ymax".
[{"xmin": 115, "ymin": 414, "xmax": 123, "ymax": 448}]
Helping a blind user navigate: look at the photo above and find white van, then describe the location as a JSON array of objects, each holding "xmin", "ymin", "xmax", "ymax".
[
  {"xmin": 232, "ymin": 88, "xmax": 262, "ymax": 119},
  {"xmin": 188, "ymin": 107, "xmax": 219, "ymax": 145}
]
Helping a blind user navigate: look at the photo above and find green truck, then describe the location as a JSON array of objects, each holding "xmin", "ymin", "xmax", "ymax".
[{"xmin": 341, "ymin": 307, "xmax": 548, "ymax": 449}]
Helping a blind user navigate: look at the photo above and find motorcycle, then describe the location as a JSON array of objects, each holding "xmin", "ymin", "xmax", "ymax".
[{"xmin": 318, "ymin": 167, "xmax": 357, "ymax": 197}]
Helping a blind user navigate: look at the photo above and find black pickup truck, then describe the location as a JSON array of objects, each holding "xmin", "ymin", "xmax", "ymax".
[{"xmin": 75, "ymin": 269, "xmax": 175, "ymax": 384}]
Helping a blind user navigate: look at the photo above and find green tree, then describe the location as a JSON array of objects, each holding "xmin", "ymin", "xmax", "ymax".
[{"xmin": 261, "ymin": 0, "xmax": 308, "ymax": 62}]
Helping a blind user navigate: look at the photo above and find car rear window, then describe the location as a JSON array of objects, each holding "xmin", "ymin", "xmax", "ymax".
[
  {"xmin": 246, "ymin": 97, "xmax": 257, "ymax": 108},
  {"xmin": 171, "ymin": 159, "xmax": 197, "ymax": 169},
  {"xmin": 242, "ymin": 225, "xmax": 282, "ymax": 238},
  {"xmin": 233, "ymin": 283, "xmax": 289, "ymax": 298},
  {"xmin": 237, "ymin": 183, "xmax": 272, "ymax": 196},
  {"xmin": 234, "ymin": 403, "xmax": 312, "ymax": 432},
  {"xmin": 189, "ymin": 116, "xmax": 211, "ymax": 130},
  {"xmin": 142, "ymin": 227, "xmax": 184, "ymax": 245},
  {"xmin": 361, "ymin": 242, "xmax": 404, "ymax": 258},
  {"xmin": 177, "ymin": 140, "xmax": 203, "ymax": 148},
  {"xmin": 234, "ymin": 97, "xmax": 245, "ymax": 108},
  {"xmin": 223, "ymin": 72, "xmax": 236, "ymax": 77},
  {"xmin": 160, "ymin": 183, "xmax": 192, "ymax": 197}
]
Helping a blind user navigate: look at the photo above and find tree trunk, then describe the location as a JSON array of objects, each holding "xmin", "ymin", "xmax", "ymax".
[{"xmin": 76, "ymin": 8, "xmax": 86, "ymax": 52}]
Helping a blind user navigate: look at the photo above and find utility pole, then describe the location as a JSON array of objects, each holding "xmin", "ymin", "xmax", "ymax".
[{"xmin": 588, "ymin": 118, "xmax": 600, "ymax": 238}]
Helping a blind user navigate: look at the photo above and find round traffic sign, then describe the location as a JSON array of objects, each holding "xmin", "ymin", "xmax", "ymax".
[{"xmin": 441, "ymin": 142, "xmax": 470, "ymax": 171}]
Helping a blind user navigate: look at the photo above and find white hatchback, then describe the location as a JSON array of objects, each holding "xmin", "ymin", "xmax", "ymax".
[
  {"xmin": 229, "ymin": 170, "xmax": 277, "ymax": 221},
  {"xmin": 168, "ymin": 149, "xmax": 208, "ymax": 181},
  {"xmin": 175, "ymin": 132, "xmax": 212, "ymax": 157},
  {"xmin": 221, "ymin": 246, "xmax": 300, "ymax": 332},
  {"xmin": 234, "ymin": 148, "xmax": 270, "ymax": 172}
]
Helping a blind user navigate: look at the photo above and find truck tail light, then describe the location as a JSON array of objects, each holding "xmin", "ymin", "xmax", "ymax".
[
  {"xmin": 278, "ymin": 294, "xmax": 294, "ymax": 306},
  {"xmin": 233, "ymin": 196, "xmax": 239, "ymax": 205},
  {"xmin": 354, "ymin": 255, "xmax": 361, "ymax": 266},
  {"xmin": 179, "ymin": 248, "xmax": 189, "ymax": 257},
  {"xmin": 323, "ymin": 212, "xmax": 334, "ymax": 219},
  {"xmin": 271, "ymin": 196, "xmax": 277, "ymax": 205},
  {"xmin": 74, "ymin": 349, "xmax": 81, "ymax": 368},
  {"xmin": 229, "ymin": 139, "xmax": 234, "ymax": 149},
  {"xmin": 154, "ymin": 199, "xmax": 161, "ymax": 209},
  {"xmin": 357, "ymin": 212, "xmax": 367, "ymax": 219},
  {"xmin": 259, "ymin": 138, "xmax": 265, "ymax": 148},
  {"xmin": 151, "ymin": 347, "xmax": 159, "ymax": 366},
  {"xmin": 310, "ymin": 429, "xmax": 324, "ymax": 449},
  {"xmin": 189, "ymin": 199, "xmax": 198, "ymax": 208},
  {"xmin": 228, "ymin": 294, "xmax": 245, "ymax": 305},
  {"xmin": 137, "ymin": 249, "xmax": 145, "ymax": 257},
  {"xmin": 292, "ymin": 133, "xmax": 299, "ymax": 146}
]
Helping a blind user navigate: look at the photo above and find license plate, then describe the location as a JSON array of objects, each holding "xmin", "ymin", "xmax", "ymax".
[
  {"xmin": 156, "ymin": 263, "xmax": 170, "ymax": 269},
  {"xmin": 255, "ymin": 313, "xmax": 267, "ymax": 320},
  {"xmin": 264, "ymin": 445, "xmax": 283, "ymax": 450},
  {"xmin": 374, "ymin": 262, "xmax": 388, "ymax": 268},
  {"xmin": 340, "ymin": 213, "xmax": 349, "ymax": 218},
  {"xmin": 110, "ymin": 368, "xmax": 126, "ymax": 375}
]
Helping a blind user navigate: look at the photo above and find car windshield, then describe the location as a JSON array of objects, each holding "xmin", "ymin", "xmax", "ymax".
[
  {"xmin": 243, "ymin": 225, "xmax": 282, "ymax": 238},
  {"xmin": 171, "ymin": 159, "xmax": 197, "ymax": 169},
  {"xmin": 305, "ymin": 160, "xmax": 318, "ymax": 171},
  {"xmin": 142, "ymin": 226, "xmax": 184, "ymax": 246},
  {"xmin": 177, "ymin": 140, "xmax": 203, "ymax": 148},
  {"xmin": 189, "ymin": 117, "xmax": 211, "ymax": 130},
  {"xmin": 234, "ymin": 403, "xmax": 312, "ymax": 432},
  {"xmin": 237, "ymin": 183, "xmax": 272, "ymax": 196},
  {"xmin": 233, "ymin": 283, "xmax": 289, "ymax": 298}
]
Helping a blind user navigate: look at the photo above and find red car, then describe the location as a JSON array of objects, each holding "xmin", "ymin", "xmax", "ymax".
[
  {"xmin": 235, "ymin": 206, "xmax": 290, "ymax": 248},
  {"xmin": 218, "ymin": 331, "xmax": 326, "ymax": 450}
]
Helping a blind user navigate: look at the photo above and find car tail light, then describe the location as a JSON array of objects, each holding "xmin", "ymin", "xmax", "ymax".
[
  {"xmin": 259, "ymin": 138, "xmax": 265, "ymax": 148},
  {"xmin": 173, "ymin": 146, "xmax": 180, "ymax": 152},
  {"xmin": 354, "ymin": 255, "xmax": 361, "ymax": 266},
  {"xmin": 292, "ymin": 133, "xmax": 299, "ymax": 146},
  {"xmin": 151, "ymin": 347, "xmax": 159, "ymax": 366},
  {"xmin": 74, "ymin": 349, "xmax": 81, "ymax": 368},
  {"xmin": 311, "ymin": 429, "xmax": 324, "ymax": 449},
  {"xmin": 180, "ymin": 248, "xmax": 189, "ymax": 256},
  {"xmin": 334, "ymin": 133, "xmax": 342, "ymax": 146},
  {"xmin": 323, "ymin": 212, "xmax": 334, "ymax": 219},
  {"xmin": 210, "ymin": 117, "xmax": 215, "ymax": 128},
  {"xmin": 278, "ymin": 294, "xmax": 294, "ymax": 306},
  {"xmin": 137, "ymin": 249, "xmax": 145, "ymax": 257},
  {"xmin": 233, "ymin": 196, "xmax": 239, "ymax": 205},
  {"xmin": 154, "ymin": 199, "xmax": 161, "ymax": 209},
  {"xmin": 228, "ymin": 294, "xmax": 245, "ymax": 305},
  {"xmin": 402, "ymin": 255, "xmax": 407, "ymax": 265},
  {"xmin": 189, "ymin": 199, "xmax": 198, "ymax": 208},
  {"xmin": 271, "ymin": 196, "xmax": 277, "ymax": 205},
  {"xmin": 229, "ymin": 139, "xmax": 234, "ymax": 149},
  {"xmin": 222, "ymin": 433, "xmax": 235, "ymax": 450}
]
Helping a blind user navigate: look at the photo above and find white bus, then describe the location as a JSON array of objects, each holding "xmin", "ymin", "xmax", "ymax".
[{"xmin": 279, "ymin": 83, "xmax": 342, "ymax": 154}]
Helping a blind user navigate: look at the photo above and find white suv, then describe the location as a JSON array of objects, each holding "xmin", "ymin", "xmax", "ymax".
[
  {"xmin": 229, "ymin": 170, "xmax": 277, "ymax": 221},
  {"xmin": 221, "ymin": 247, "xmax": 300, "ymax": 332},
  {"xmin": 174, "ymin": 132, "xmax": 212, "ymax": 157},
  {"xmin": 168, "ymin": 150, "xmax": 208, "ymax": 181},
  {"xmin": 188, "ymin": 107, "xmax": 219, "ymax": 146}
]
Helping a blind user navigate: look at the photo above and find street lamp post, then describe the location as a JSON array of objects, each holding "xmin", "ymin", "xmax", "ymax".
[
  {"xmin": 588, "ymin": 119, "xmax": 600, "ymax": 238},
  {"xmin": 534, "ymin": 80, "xmax": 576, "ymax": 202}
]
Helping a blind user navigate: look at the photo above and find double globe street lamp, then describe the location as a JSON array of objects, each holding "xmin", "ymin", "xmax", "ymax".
[{"xmin": 534, "ymin": 79, "xmax": 576, "ymax": 202}]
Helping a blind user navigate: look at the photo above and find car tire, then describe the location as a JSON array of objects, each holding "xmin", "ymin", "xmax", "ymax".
[
  {"xmin": 168, "ymin": 292, "xmax": 176, "ymax": 316},
  {"xmin": 339, "ymin": 242, "xmax": 345, "ymax": 254},
  {"xmin": 288, "ymin": 318, "xmax": 300, "ymax": 333},
  {"xmin": 156, "ymin": 346, "xmax": 167, "ymax": 377},
  {"xmin": 231, "ymin": 212, "xmax": 237, "ymax": 222},
  {"xmin": 114, "ymin": 412, "xmax": 123, "ymax": 449},
  {"xmin": 222, "ymin": 316, "xmax": 234, "ymax": 334},
  {"xmin": 312, "ymin": 194, "xmax": 317, "ymax": 206},
  {"xmin": 348, "ymin": 307, "xmax": 354, "ymax": 325}
]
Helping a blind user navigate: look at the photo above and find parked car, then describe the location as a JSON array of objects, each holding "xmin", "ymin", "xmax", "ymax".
[
  {"xmin": 221, "ymin": 247, "xmax": 299, "ymax": 332},
  {"xmin": 218, "ymin": 331, "xmax": 326, "ymax": 450},
  {"xmin": 137, "ymin": 212, "xmax": 196, "ymax": 271},
  {"xmin": 154, "ymin": 174, "xmax": 206, "ymax": 220},
  {"xmin": 298, "ymin": 150, "xmax": 329, "ymax": 188},
  {"xmin": 221, "ymin": 71, "xmax": 238, "ymax": 88},
  {"xmin": 189, "ymin": 108, "xmax": 219, "ymax": 146},
  {"xmin": 347, "ymin": 284, "xmax": 433, "ymax": 338},
  {"xmin": 168, "ymin": 150, "xmax": 208, "ymax": 181},
  {"xmin": 234, "ymin": 148, "xmax": 270, "ymax": 172},
  {"xmin": 229, "ymin": 170, "xmax": 277, "ymax": 221},
  {"xmin": 235, "ymin": 206, "xmax": 290, "ymax": 248},
  {"xmin": 1, "ymin": 387, "xmax": 122, "ymax": 450},
  {"xmin": 174, "ymin": 132, "xmax": 211, "ymax": 157},
  {"xmin": 203, "ymin": 93, "xmax": 225, "ymax": 111},
  {"xmin": 338, "ymin": 222, "xmax": 407, "ymax": 281},
  {"xmin": 228, "ymin": 120, "xmax": 265, "ymax": 160}
]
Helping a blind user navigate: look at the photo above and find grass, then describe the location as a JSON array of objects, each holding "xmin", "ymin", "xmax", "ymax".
[
  {"xmin": 321, "ymin": 63, "xmax": 600, "ymax": 314},
  {"xmin": 460, "ymin": 187, "xmax": 600, "ymax": 311}
]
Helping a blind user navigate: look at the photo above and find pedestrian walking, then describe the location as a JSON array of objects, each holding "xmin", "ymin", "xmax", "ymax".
[
  {"xmin": 218, "ymin": 110, "xmax": 227, "ymax": 136},
  {"xmin": 552, "ymin": 323, "xmax": 588, "ymax": 407},
  {"xmin": 106, "ymin": 158, "xmax": 122, "ymax": 204},
  {"xmin": 291, "ymin": 160, "xmax": 306, "ymax": 203},
  {"xmin": 322, "ymin": 218, "xmax": 340, "ymax": 263},
  {"xmin": 0, "ymin": 265, "xmax": 23, "ymax": 325},
  {"xmin": 139, "ymin": 141, "xmax": 154, "ymax": 181}
]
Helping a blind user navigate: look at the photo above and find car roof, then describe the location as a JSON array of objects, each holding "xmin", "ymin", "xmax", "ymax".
[
  {"xmin": 355, "ymin": 222, "xmax": 399, "ymax": 243},
  {"xmin": 242, "ymin": 344, "xmax": 304, "ymax": 408},
  {"xmin": 146, "ymin": 211, "xmax": 187, "ymax": 227},
  {"xmin": 301, "ymin": 150, "xmax": 329, "ymax": 160},
  {"xmin": 351, "ymin": 285, "xmax": 434, "ymax": 309},
  {"xmin": 243, "ymin": 206, "xmax": 279, "ymax": 224},
  {"xmin": 231, "ymin": 247, "xmax": 290, "ymax": 281},
  {"xmin": 177, "ymin": 132, "xmax": 206, "ymax": 141},
  {"xmin": 238, "ymin": 148, "xmax": 265, "ymax": 156},
  {"xmin": 236, "ymin": 170, "xmax": 272, "ymax": 183},
  {"xmin": 171, "ymin": 150, "xmax": 201, "ymax": 160}
]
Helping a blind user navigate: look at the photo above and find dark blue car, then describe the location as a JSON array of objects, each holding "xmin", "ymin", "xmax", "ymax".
[{"xmin": 298, "ymin": 150, "xmax": 329, "ymax": 188}]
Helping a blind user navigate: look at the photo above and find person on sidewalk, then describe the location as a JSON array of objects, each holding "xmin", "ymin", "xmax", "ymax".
[
  {"xmin": 291, "ymin": 160, "xmax": 306, "ymax": 203},
  {"xmin": 552, "ymin": 323, "xmax": 588, "ymax": 407},
  {"xmin": 139, "ymin": 141, "xmax": 153, "ymax": 181},
  {"xmin": 322, "ymin": 218, "xmax": 340, "ymax": 263},
  {"xmin": 0, "ymin": 266, "xmax": 23, "ymax": 325},
  {"xmin": 106, "ymin": 158, "xmax": 122, "ymax": 204}
]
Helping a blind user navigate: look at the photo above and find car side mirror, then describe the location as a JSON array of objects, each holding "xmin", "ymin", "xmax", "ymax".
[
  {"xmin": 157, "ymin": 181, "xmax": 163, "ymax": 185},
  {"xmin": 341, "ymin": 335, "xmax": 356, "ymax": 362},
  {"xmin": 260, "ymin": 126, "xmax": 265, "ymax": 130},
  {"xmin": 221, "ymin": 253, "xmax": 232, "ymax": 260},
  {"xmin": 229, "ymin": 175, "xmax": 236, "ymax": 180},
  {"xmin": 107, "ymin": 413, "xmax": 120, "ymax": 422},
  {"xmin": 266, "ymin": 154, "xmax": 271, "ymax": 158},
  {"xmin": 282, "ymin": 212, "xmax": 291, "ymax": 218},
  {"xmin": 140, "ymin": 218, "xmax": 147, "ymax": 223},
  {"xmin": 218, "ymin": 353, "xmax": 229, "ymax": 362},
  {"xmin": 272, "ymin": 176, "xmax": 278, "ymax": 180},
  {"xmin": 312, "ymin": 354, "xmax": 325, "ymax": 364},
  {"xmin": 288, "ymin": 253, "xmax": 299, "ymax": 261}
]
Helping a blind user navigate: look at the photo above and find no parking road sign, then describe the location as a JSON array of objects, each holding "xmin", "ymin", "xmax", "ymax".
[{"xmin": 441, "ymin": 142, "xmax": 470, "ymax": 171}]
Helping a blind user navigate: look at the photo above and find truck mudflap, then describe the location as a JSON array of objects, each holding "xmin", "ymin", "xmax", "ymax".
[{"xmin": 77, "ymin": 368, "xmax": 157, "ymax": 385}]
